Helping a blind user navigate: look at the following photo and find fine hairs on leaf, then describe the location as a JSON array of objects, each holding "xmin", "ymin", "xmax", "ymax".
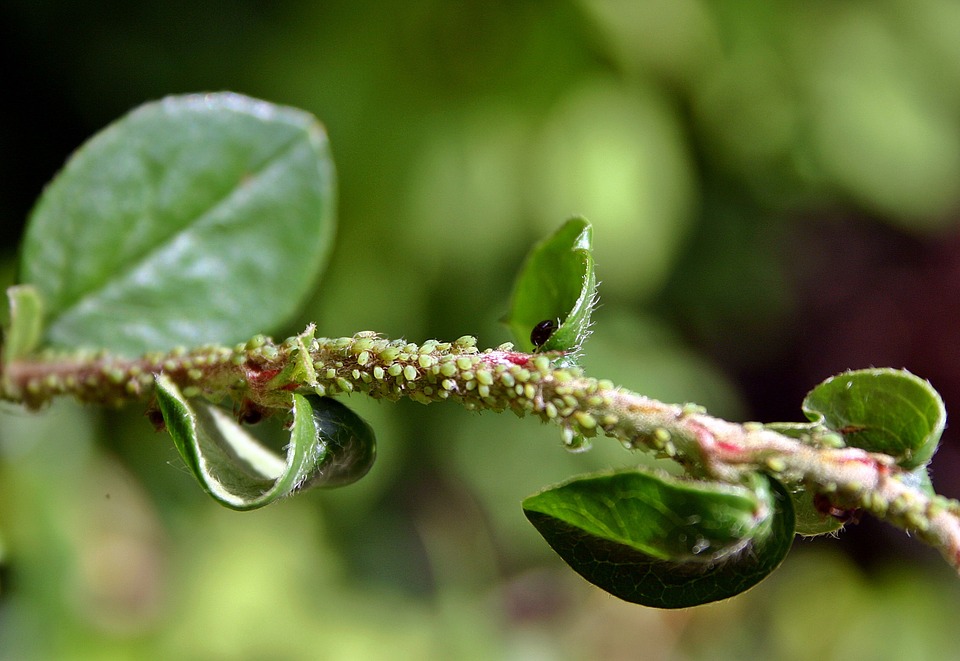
[{"xmin": 2, "ymin": 93, "xmax": 960, "ymax": 609}]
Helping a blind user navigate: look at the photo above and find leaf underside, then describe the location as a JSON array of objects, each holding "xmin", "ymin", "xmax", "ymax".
[{"xmin": 154, "ymin": 375, "xmax": 376, "ymax": 510}]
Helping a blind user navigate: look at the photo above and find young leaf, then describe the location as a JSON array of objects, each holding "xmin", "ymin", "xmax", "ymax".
[
  {"xmin": 789, "ymin": 487, "xmax": 849, "ymax": 536},
  {"xmin": 3, "ymin": 285, "xmax": 44, "ymax": 363},
  {"xmin": 505, "ymin": 217, "xmax": 596, "ymax": 355},
  {"xmin": 20, "ymin": 93, "xmax": 336, "ymax": 355},
  {"xmin": 154, "ymin": 375, "xmax": 375, "ymax": 510},
  {"xmin": 523, "ymin": 470, "xmax": 795, "ymax": 608},
  {"xmin": 802, "ymin": 369, "xmax": 946, "ymax": 468}
]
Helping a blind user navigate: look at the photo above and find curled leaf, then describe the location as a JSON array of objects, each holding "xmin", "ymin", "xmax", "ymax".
[
  {"xmin": 802, "ymin": 368, "xmax": 946, "ymax": 468},
  {"xmin": 505, "ymin": 217, "xmax": 597, "ymax": 357},
  {"xmin": 154, "ymin": 375, "xmax": 375, "ymax": 510},
  {"xmin": 297, "ymin": 394, "xmax": 377, "ymax": 490},
  {"xmin": 523, "ymin": 470, "xmax": 795, "ymax": 608}
]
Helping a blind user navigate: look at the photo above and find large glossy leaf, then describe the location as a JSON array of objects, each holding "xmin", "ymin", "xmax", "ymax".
[
  {"xmin": 523, "ymin": 470, "xmax": 795, "ymax": 608},
  {"xmin": 154, "ymin": 375, "xmax": 375, "ymax": 510},
  {"xmin": 505, "ymin": 218, "xmax": 596, "ymax": 355},
  {"xmin": 20, "ymin": 93, "xmax": 336, "ymax": 355},
  {"xmin": 802, "ymin": 369, "xmax": 945, "ymax": 469}
]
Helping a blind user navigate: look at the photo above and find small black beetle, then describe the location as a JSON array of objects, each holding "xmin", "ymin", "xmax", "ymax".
[{"xmin": 530, "ymin": 319, "xmax": 559, "ymax": 348}]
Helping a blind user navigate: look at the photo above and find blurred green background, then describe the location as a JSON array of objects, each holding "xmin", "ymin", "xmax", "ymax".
[{"xmin": 3, "ymin": 1, "xmax": 960, "ymax": 658}]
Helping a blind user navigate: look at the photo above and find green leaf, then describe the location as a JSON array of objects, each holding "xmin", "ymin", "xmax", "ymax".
[
  {"xmin": 296, "ymin": 393, "xmax": 378, "ymax": 490},
  {"xmin": 789, "ymin": 487, "xmax": 848, "ymax": 537},
  {"xmin": 802, "ymin": 369, "xmax": 946, "ymax": 468},
  {"xmin": 761, "ymin": 423, "xmax": 847, "ymax": 535},
  {"xmin": 523, "ymin": 470, "xmax": 795, "ymax": 608},
  {"xmin": 154, "ymin": 375, "xmax": 375, "ymax": 510},
  {"xmin": 20, "ymin": 93, "xmax": 336, "ymax": 355},
  {"xmin": 505, "ymin": 217, "xmax": 597, "ymax": 356},
  {"xmin": 3, "ymin": 285, "xmax": 44, "ymax": 362}
]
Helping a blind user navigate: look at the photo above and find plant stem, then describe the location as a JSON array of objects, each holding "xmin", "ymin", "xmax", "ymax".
[{"xmin": 3, "ymin": 326, "xmax": 960, "ymax": 571}]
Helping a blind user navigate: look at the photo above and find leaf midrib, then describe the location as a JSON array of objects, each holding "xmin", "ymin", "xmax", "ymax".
[{"xmin": 49, "ymin": 130, "xmax": 306, "ymax": 323}]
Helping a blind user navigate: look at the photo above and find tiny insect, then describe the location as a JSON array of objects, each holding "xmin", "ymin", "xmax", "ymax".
[
  {"xmin": 146, "ymin": 407, "xmax": 166, "ymax": 432},
  {"xmin": 812, "ymin": 492, "xmax": 861, "ymax": 525},
  {"xmin": 236, "ymin": 399, "xmax": 267, "ymax": 426},
  {"xmin": 530, "ymin": 319, "xmax": 559, "ymax": 349}
]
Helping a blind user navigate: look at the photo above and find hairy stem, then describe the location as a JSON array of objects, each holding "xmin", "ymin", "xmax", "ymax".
[{"xmin": 3, "ymin": 326, "xmax": 960, "ymax": 570}]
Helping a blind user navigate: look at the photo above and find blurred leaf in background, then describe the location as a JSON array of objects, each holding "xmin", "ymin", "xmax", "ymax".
[{"xmin": 3, "ymin": 0, "xmax": 960, "ymax": 658}]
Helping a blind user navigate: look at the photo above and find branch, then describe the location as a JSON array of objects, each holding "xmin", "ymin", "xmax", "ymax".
[{"xmin": 3, "ymin": 327, "xmax": 959, "ymax": 570}]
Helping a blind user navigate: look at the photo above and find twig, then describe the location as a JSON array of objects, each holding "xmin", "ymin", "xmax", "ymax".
[{"xmin": 3, "ymin": 327, "xmax": 959, "ymax": 570}]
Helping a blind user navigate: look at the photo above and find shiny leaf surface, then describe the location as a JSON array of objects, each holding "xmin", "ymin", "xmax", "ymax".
[
  {"xmin": 523, "ymin": 470, "xmax": 795, "ymax": 608},
  {"xmin": 20, "ymin": 93, "xmax": 336, "ymax": 355},
  {"xmin": 154, "ymin": 376, "xmax": 375, "ymax": 510}
]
